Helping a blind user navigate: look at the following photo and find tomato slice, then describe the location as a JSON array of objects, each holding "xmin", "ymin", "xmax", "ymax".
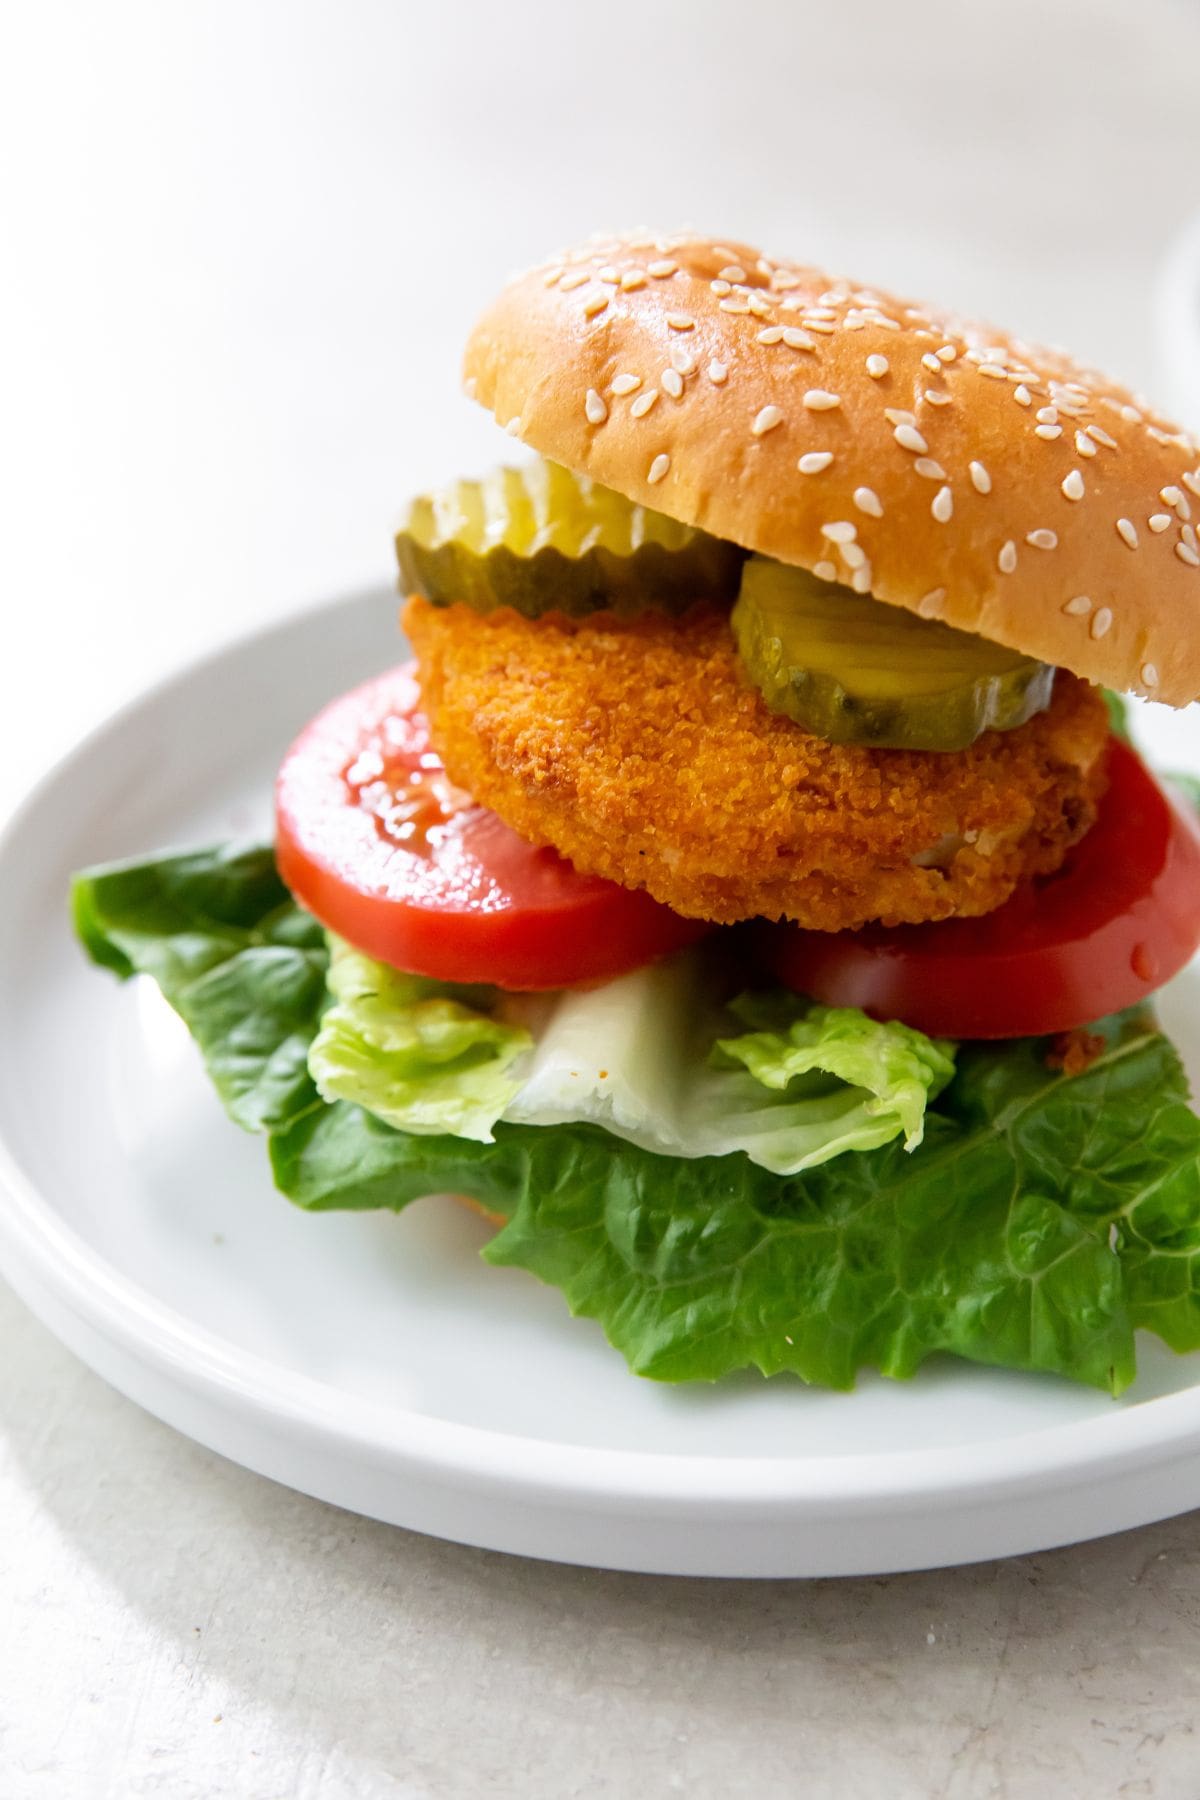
[
  {"xmin": 760, "ymin": 740, "xmax": 1200, "ymax": 1039},
  {"xmin": 275, "ymin": 664, "xmax": 708, "ymax": 989}
]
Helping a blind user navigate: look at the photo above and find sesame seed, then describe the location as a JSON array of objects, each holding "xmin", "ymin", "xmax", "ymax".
[
  {"xmin": 1163, "ymin": 485, "xmax": 1192, "ymax": 519},
  {"xmin": 1075, "ymin": 431, "xmax": 1097, "ymax": 458},
  {"xmin": 813, "ymin": 560, "xmax": 838, "ymax": 582},
  {"xmin": 782, "ymin": 327, "xmax": 816, "ymax": 351},
  {"xmin": 463, "ymin": 376, "xmax": 478, "ymax": 399},
  {"xmin": 1142, "ymin": 662, "xmax": 1159, "ymax": 688},
  {"xmin": 865, "ymin": 354, "xmax": 889, "ymax": 378},
  {"xmin": 800, "ymin": 316, "xmax": 834, "ymax": 333},
  {"xmin": 1061, "ymin": 470, "xmax": 1085, "ymax": 501},
  {"xmin": 1035, "ymin": 424, "xmax": 1063, "ymax": 441},
  {"xmin": 854, "ymin": 486, "xmax": 884, "ymax": 517},
  {"xmin": 1013, "ymin": 385, "xmax": 1033, "ymax": 407},
  {"xmin": 969, "ymin": 460, "xmax": 992, "ymax": 494},
  {"xmin": 1121, "ymin": 404, "xmax": 1142, "ymax": 423},
  {"xmin": 505, "ymin": 416, "xmax": 522, "ymax": 436},
  {"xmin": 1036, "ymin": 406, "xmax": 1058, "ymax": 424},
  {"xmin": 1150, "ymin": 514, "xmax": 1172, "ymax": 533},
  {"xmin": 851, "ymin": 565, "xmax": 873, "ymax": 593},
  {"xmin": 918, "ymin": 587, "xmax": 947, "ymax": 617},
  {"xmin": 630, "ymin": 389, "xmax": 659, "ymax": 418},
  {"xmin": 708, "ymin": 361, "xmax": 728, "ymax": 385},
  {"xmin": 798, "ymin": 452, "xmax": 834, "ymax": 474},
  {"xmin": 710, "ymin": 280, "xmax": 732, "ymax": 296},
  {"xmin": 1088, "ymin": 425, "xmax": 1118, "ymax": 449},
  {"xmin": 1184, "ymin": 523, "xmax": 1197, "ymax": 550},
  {"xmin": 931, "ymin": 486, "xmax": 954, "ymax": 523},
  {"xmin": 894, "ymin": 423, "xmax": 928, "ymax": 453},
  {"xmin": 1091, "ymin": 607, "xmax": 1113, "ymax": 639},
  {"xmin": 666, "ymin": 313, "xmax": 695, "ymax": 331},
  {"xmin": 583, "ymin": 293, "xmax": 609, "ymax": 318},
  {"xmin": 584, "ymin": 388, "xmax": 608, "ymax": 425},
  {"xmin": 1027, "ymin": 528, "xmax": 1058, "ymax": 550},
  {"xmin": 884, "ymin": 408, "xmax": 915, "ymax": 427},
  {"xmin": 647, "ymin": 453, "xmax": 670, "ymax": 485},
  {"xmin": 1116, "ymin": 517, "xmax": 1139, "ymax": 549},
  {"xmin": 661, "ymin": 368, "xmax": 684, "ymax": 399},
  {"xmin": 978, "ymin": 363, "xmax": 1009, "ymax": 379},
  {"xmin": 559, "ymin": 269, "xmax": 590, "ymax": 291},
  {"xmin": 620, "ymin": 270, "xmax": 646, "ymax": 292},
  {"xmin": 925, "ymin": 389, "xmax": 952, "ymax": 407},
  {"xmin": 747, "ymin": 294, "xmax": 773, "ymax": 319},
  {"xmin": 670, "ymin": 347, "xmax": 697, "ymax": 375},
  {"xmin": 1182, "ymin": 471, "xmax": 1200, "ymax": 497},
  {"xmin": 998, "ymin": 540, "xmax": 1018, "ymax": 573},
  {"xmin": 543, "ymin": 267, "xmax": 564, "ymax": 287},
  {"xmin": 611, "ymin": 372, "xmax": 641, "ymax": 396},
  {"xmin": 841, "ymin": 542, "xmax": 867, "ymax": 570},
  {"xmin": 937, "ymin": 344, "xmax": 958, "ymax": 362},
  {"xmin": 1176, "ymin": 541, "xmax": 1200, "ymax": 567},
  {"xmin": 757, "ymin": 326, "xmax": 785, "ymax": 345},
  {"xmin": 914, "ymin": 458, "xmax": 946, "ymax": 480},
  {"xmin": 1063, "ymin": 595, "xmax": 1092, "ymax": 616},
  {"xmin": 719, "ymin": 298, "xmax": 750, "ymax": 314},
  {"xmin": 752, "ymin": 405, "xmax": 784, "ymax": 437},
  {"xmin": 804, "ymin": 389, "xmax": 841, "ymax": 411},
  {"xmin": 598, "ymin": 266, "xmax": 619, "ymax": 284},
  {"xmin": 821, "ymin": 520, "xmax": 857, "ymax": 543},
  {"xmin": 648, "ymin": 259, "xmax": 677, "ymax": 278},
  {"xmin": 718, "ymin": 264, "xmax": 745, "ymax": 282},
  {"xmin": 922, "ymin": 352, "xmax": 942, "ymax": 374}
]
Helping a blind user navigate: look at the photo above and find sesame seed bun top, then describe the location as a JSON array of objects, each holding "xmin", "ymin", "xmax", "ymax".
[{"xmin": 462, "ymin": 229, "xmax": 1200, "ymax": 706}]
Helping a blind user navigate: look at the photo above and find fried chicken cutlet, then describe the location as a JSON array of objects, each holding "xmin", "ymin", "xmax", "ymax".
[{"xmin": 406, "ymin": 597, "xmax": 1110, "ymax": 932}]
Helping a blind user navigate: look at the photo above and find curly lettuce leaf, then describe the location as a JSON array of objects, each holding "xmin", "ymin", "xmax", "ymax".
[
  {"xmin": 74, "ymin": 842, "xmax": 1200, "ymax": 1392},
  {"xmin": 319, "ymin": 944, "xmax": 953, "ymax": 1174},
  {"xmin": 72, "ymin": 844, "xmax": 327, "ymax": 1131},
  {"xmin": 308, "ymin": 937, "xmax": 532, "ymax": 1141},
  {"xmin": 715, "ymin": 991, "xmax": 954, "ymax": 1158},
  {"xmin": 269, "ymin": 1007, "xmax": 1200, "ymax": 1392}
]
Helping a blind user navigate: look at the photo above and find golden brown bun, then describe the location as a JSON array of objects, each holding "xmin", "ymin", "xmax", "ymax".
[{"xmin": 464, "ymin": 231, "xmax": 1200, "ymax": 706}]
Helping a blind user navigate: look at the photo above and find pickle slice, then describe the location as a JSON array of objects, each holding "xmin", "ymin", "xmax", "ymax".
[
  {"xmin": 396, "ymin": 459, "xmax": 744, "ymax": 618},
  {"xmin": 732, "ymin": 557, "xmax": 1055, "ymax": 751}
]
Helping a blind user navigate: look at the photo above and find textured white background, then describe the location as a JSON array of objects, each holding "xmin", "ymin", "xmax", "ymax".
[{"xmin": 4, "ymin": 1, "xmax": 1200, "ymax": 1794}]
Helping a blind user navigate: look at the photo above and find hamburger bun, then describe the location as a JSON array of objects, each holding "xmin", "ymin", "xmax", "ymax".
[{"xmin": 463, "ymin": 231, "xmax": 1200, "ymax": 707}]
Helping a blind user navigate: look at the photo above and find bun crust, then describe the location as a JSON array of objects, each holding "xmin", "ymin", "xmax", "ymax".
[{"xmin": 464, "ymin": 231, "xmax": 1200, "ymax": 706}]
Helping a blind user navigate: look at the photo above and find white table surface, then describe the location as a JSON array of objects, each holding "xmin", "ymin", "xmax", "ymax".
[{"xmin": 4, "ymin": 1, "xmax": 1200, "ymax": 1793}]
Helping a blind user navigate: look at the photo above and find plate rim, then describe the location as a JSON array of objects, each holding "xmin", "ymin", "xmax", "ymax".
[{"xmin": 3, "ymin": 586, "xmax": 1200, "ymax": 1530}]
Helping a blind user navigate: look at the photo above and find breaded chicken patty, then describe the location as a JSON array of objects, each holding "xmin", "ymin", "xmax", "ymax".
[{"xmin": 405, "ymin": 598, "xmax": 1110, "ymax": 931}]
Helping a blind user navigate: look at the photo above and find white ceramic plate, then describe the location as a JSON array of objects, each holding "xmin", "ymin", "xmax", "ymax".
[{"xmin": 3, "ymin": 589, "xmax": 1200, "ymax": 1578}]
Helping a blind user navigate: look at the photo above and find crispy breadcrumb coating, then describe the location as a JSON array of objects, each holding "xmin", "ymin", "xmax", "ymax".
[{"xmin": 405, "ymin": 599, "xmax": 1110, "ymax": 930}]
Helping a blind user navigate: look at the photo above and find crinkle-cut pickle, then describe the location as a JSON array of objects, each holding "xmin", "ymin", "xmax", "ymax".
[
  {"xmin": 732, "ymin": 557, "xmax": 1056, "ymax": 751},
  {"xmin": 395, "ymin": 459, "xmax": 744, "ymax": 619}
]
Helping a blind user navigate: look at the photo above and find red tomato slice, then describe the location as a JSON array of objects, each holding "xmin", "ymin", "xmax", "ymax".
[
  {"xmin": 760, "ymin": 740, "xmax": 1200, "ymax": 1039},
  {"xmin": 275, "ymin": 663, "xmax": 708, "ymax": 990}
]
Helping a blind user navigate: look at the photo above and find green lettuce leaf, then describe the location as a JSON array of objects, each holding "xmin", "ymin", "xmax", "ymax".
[
  {"xmin": 73, "ymin": 841, "xmax": 1200, "ymax": 1392},
  {"xmin": 315, "ymin": 942, "xmax": 953, "ymax": 1174},
  {"xmin": 715, "ymin": 991, "xmax": 954, "ymax": 1157},
  {"xmin": 72, "ymin": 844, "xmax": 327, "ymax": 1131},
  {"xmin": 268, "ymin": 1007, "xmax": 1200, "ymax": 1393},
  {"xmin": 308, "ymin": 936, "xmax": 532, "ymax": 1141}
]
